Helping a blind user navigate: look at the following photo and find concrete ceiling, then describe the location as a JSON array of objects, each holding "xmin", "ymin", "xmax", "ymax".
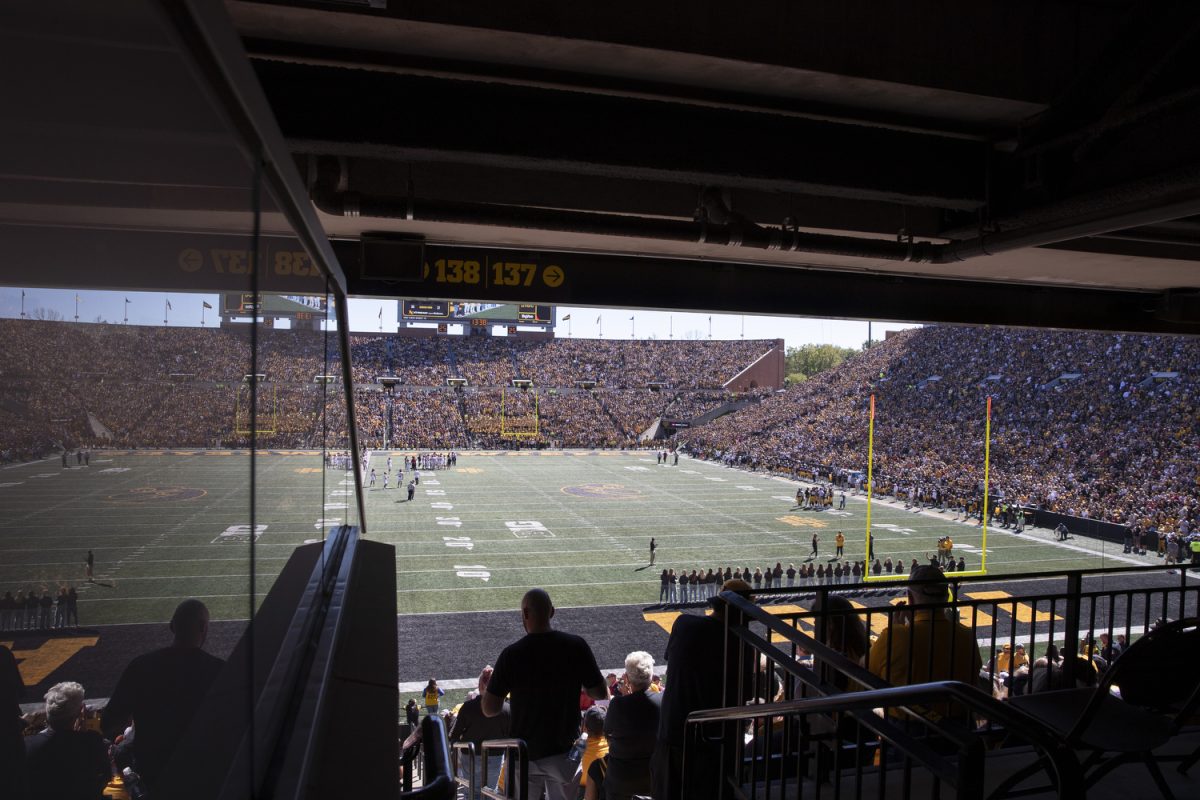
[{"xmin": 3, "ymin": 0, "xmax": 1199, "ymax": 329}]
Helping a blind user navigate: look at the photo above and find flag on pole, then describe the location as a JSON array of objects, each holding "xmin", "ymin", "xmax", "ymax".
[
  {"xmin": 629, "ymin": 316, "xmax": 634, "ymax": 321},
  {"xmin": 202, "ymin": 301, "xmax": 213, "ymax": 309},
  {"xmin": 596, "ymin": 315, "xmax": 601, "ymax": 324},
  {"xmin": 124, "ymin": 297, "xmax": 130, "ymax": 304},
  {"xmin": 166, "ymin": 299, "xmax": 172, "ymax": 310},
  {"xmin": 378, "ymin": 307, "xmax": 383, "ymax": 319},
  {"xmin": 562, "ymin": 314, "xmax": 571, "ymax": 321}
]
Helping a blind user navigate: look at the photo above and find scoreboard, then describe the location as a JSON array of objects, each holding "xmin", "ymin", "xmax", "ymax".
[
  {"xmin": 222, "ymin": 293, "xmax": 328, "ymax": 320},
  {"xmin": 401, "ymin": 300, "xmax": 553, "ymax": 325}
]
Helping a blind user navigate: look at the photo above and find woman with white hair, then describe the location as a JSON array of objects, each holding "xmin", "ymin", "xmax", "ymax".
[
  {"xmin": 23, "ymin": 681, "xmax": 110, "ymax": 800},
  {"xmin": 596, "ymin": 651, "xmax": 661, "ymax": 800}
]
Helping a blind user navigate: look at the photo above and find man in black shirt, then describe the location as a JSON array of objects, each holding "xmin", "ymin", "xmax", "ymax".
[
  {"xmin": 482, "ymin": 588, "xmax": 607, "ymax": 800},
  {"xmin": 102, "ymin": 599, "xmax": 224, "ymax": 791}
]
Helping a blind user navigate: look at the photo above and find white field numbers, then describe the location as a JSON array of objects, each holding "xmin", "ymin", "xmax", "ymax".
[
  {"xmin": 506, "ymin": 520, "xmax": 553, "ymax": 539},
  {"xmin": 213, "ymin": 524, "xmax": 267, "ymax": 544}
]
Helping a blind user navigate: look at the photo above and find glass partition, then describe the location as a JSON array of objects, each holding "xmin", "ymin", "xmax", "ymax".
[{"xmin": 0, "ymin": 1, "xmax": 361, "ymax": 794}]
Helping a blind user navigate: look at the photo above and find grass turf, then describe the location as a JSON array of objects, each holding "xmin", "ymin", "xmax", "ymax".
[{"xmin": 0, "ymin": 450, "xmax": 1157, "ymax": 627}]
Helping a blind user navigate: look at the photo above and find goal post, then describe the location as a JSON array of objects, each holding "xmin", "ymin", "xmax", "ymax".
[
  {"xmin": 500, "ymin": 387, "xmax": 539, "ymax": 438},
  {"xmin": 235, "ymin": 381, "xmax": 277, "ymax": 436},
  {"xmin": 862, "ymin": 394, "xmax": 991, "ymax": 582}
]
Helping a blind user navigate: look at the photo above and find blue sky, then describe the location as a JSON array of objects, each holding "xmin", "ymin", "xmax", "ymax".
[{"xmin": 0, "ymin": 288, "xmax": 917, "ymax": 350}]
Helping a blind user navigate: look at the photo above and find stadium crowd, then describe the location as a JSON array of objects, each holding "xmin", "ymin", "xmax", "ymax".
[
  {"xmin": 685, "ymin": 325, "xmax": 1200, "ymax": 533},
  {"xmin": 0, "ymin": 321, "xmax": 763, "ymax": 455},
  {"xmin": 4, "ymin": 318, "xmax": 1199, "ymax": 536}
]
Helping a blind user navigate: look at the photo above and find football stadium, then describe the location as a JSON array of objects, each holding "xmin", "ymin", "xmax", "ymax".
[{"xmin": 4, "ymin": 4, "xmax": 1200, "ymax": 800}]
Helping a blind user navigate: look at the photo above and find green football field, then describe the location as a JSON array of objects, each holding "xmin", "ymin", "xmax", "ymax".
[{"xmin": 0, "ymin": 450, "xmax": 1157, "ymax": 625}]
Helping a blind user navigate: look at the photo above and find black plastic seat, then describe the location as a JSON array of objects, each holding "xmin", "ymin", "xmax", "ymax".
[{"xmin": 992, "ymin": 617, "xmax": 1200, "ymax": 800}]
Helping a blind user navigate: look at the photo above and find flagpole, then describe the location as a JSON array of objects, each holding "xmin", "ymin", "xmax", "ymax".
[
  {"xmin": 669, "ymin": 315, "xmax": 673, "ymax": 339},
  {"xmin": 201, "ymin": 300, "xmax": 206, "ymax": 327},
  {"xmin": 599, "ymin": 316, "xmax": 603, "ymax": 338},
  {"xmin": 74, "ymin": 294, "xmax": 79, "ymax": 323},
  {"xmin": 708, "ymin": 315, "xmax": 712, "ymax": 339},
  {"xmin": 568, "ymin": 317, "xmax": 572, "ymax": 337},
  {"xmin": 631, "ymin": 316, "xmax": 635, "ymax": 338},
  {"xmin": 20, "ymin": 290, "xmax": 26, "ymax": 319},
  {"xmin": 740, "ymin": 315, "xmax": 745, "ymax": 339},
  {"xmin": 123, "ymin": 298, "xmax": 129, "ymax": 325},
  {"xmin": 164, "ymin": 297, "xmax": 169, "ymax": 325}
]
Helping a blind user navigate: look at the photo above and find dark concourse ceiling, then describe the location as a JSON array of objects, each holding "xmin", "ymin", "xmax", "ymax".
[
  {"xmin": 4, "ymin": 0, "xmax": 1200, "ymax": 331},
  {"xmin": 226, "ymin": 0, "xmax": 1200, "ymax": 329}
]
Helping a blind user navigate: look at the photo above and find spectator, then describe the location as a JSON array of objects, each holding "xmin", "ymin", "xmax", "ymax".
[
  {"xmin": 482, "ymin": 588, "xmax": 608, "ymax": 800},
  {"xmin": 653, "ymin": 579, "xmax": 754, "ymax": 800},
  {"xmin": 577, "ymin": 705, "xmax": 609, "ymax": 798},
  {"xmin": 424, "ymin": 678, "xmax": 444, "ymax": 716},
  {"xmin": 405, "ymin": 698, "xmax": 420, "ymax": 729},
  {"xmin": 811, "ymin": 594, "xmax": 869, "ymax": 688},
  {"xmin": 867, "ymin": 565, "xmax": 982, "ymax": 721},
  {"xmin": 602, "ymin": 650, "xmax": 661, "ymax": 800},
  {"xmin": 101, "ymin": 599, "xmax": 224, "ymax": 791},
  {"xmin": 448, "ymin": 665, "xmax": 511, "ymax": 800},
  {"xmin": 23, "ymin": 681, "xmax": 110, "ymax": 800}
]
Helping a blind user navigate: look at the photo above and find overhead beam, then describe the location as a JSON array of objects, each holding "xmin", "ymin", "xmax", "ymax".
[
  {"xmin": 254, "ymin": 60, "xmax": 989, "ymax": 210},
  {"xmin": 334, "ymin": 238, "xmax": 1200, "ymax": 335}
]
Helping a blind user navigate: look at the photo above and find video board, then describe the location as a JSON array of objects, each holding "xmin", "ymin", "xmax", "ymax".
[
  {"xmin": 401, "ymin": 301, "xmax": 553, "ymax": 325},
  {"xmin": 221, "ymin": 293, "xmax": 328, "ymax": 319}
]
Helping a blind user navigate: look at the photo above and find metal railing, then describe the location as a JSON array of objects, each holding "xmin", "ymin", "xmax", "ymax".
[
  {"xmin": 678, "ymin": 563, "xmax": 1200, "ymax": 800},
  {"xmin": 452, "ymin": 741, "xmax": 477, "ymax": 798},
  {"xmin": 480, "ymin": 738, "xmax": 529, "ymax": 800},
  {"xmin": 683, "ymin": 682, "xmax": 1085, "ymax": 800},
  {"xmin": 747, "ymin": 563, "xmax": 1199, "ymax": 692},
  {"xmin": 401, "ymin": 715, "xmax": 455, "ymax": 799}
]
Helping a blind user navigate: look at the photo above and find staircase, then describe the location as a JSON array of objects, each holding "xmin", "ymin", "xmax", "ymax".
[
  {"xmin": 689, "ymin": 398, "xmax": 757, "ymax": 428},
  {"xmin": 596, "ymin": 393, "xmax": 627, "ymax": 437}
]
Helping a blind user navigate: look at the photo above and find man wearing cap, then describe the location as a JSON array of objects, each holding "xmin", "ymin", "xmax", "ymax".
[
  {"xmin": 868, "ymin": 565, "xmax": 982, "ymax": 719},
  {"xmin": 653, "ymin": 579, "xmax": 755, "ymax": 800}
]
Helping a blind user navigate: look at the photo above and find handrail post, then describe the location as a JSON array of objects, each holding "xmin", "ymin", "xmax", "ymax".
[
  {"xmin": 721, "ymin": 592, "xmax": 747, "ymax": 798},
  {"xmin": 1063, "ymin": 571, "xmax": 1083, "ymax": 687}
]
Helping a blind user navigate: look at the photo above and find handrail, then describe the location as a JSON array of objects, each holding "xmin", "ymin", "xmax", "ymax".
[
  {"xmin": 401, "ymin": 715, "xmax": 455, "ymax": 799},
  {"xmin": 686, "ymin": 681, "xmax": 1085, "ymax": 800},
  {"xmin": 744, "ymin": 560, "xmax": 1189, "ymax": 592},
  {"xmin": 451, "ymin": 741, "xmax": 476, "ymax": 797},
  {"xmin": 481, "ymin": 738, "xmax": 528, "ymax": 800},
  {"xmin": 714, "ymin": 591, "xmax": 1088, "ymax": 798},
  {"xmin": 721, "ymin": 589, "xmax": 1093, "ymax": 751}
]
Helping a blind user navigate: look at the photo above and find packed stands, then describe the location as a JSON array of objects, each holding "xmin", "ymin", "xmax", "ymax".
[
  {"xmin": 0, "ymin": 320, "xmax": 767, "ymax": 455},
  {"xmin": 685, "ymin": 325, "xmax": 1200, "ymax": 531}
]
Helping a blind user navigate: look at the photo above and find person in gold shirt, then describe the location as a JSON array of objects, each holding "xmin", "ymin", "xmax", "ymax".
[{"xmin": 868, "ymin": 565, "xmax": 982, "ymax": 720}]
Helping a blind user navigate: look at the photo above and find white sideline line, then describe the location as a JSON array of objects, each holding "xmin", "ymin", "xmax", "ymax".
[
  {"xmin": 715, "ymin": 460, "xmax": 1156, "ymax": 569},
  {"xmin": 2, "ymin": 457, "xmax": 54, "ymax": 470}
]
